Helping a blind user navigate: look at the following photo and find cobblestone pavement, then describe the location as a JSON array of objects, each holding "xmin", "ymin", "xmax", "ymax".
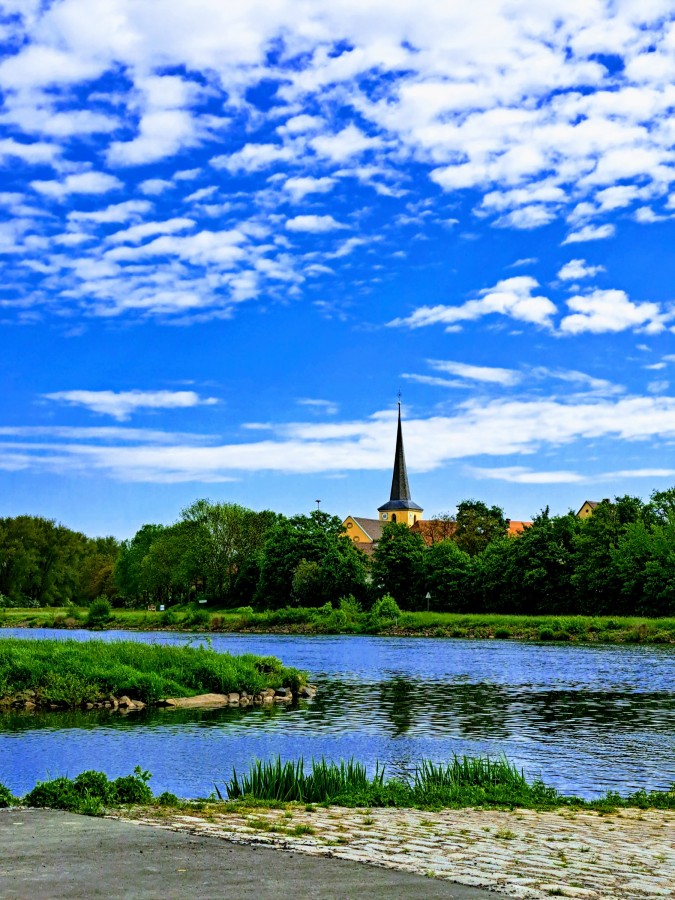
[{"xmin": 120, "ymin": 804, "xmax": 675, "ymax": 899}]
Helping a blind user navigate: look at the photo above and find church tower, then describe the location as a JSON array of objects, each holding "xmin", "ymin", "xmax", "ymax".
[{"xmin": 377, "ymin": 402, "xmax": 423, "ymax": 526}]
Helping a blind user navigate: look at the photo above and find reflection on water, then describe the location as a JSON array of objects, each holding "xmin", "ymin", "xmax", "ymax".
[{"xmin": 0, "ymin": 629, "xmax": 673, "ymax": 799}]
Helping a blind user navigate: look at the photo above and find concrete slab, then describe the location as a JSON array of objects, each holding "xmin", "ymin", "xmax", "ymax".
[{"xmin": 0, "ymin": 809, "xmax": 495, "ymax": 899}]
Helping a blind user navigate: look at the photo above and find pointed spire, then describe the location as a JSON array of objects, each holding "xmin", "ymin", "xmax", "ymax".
[
  {"xmin": 378, "ymin": 398, "xmax": 423, "ymax": 513},
  {"xmin": 389, "ymin": 400, "xmax": 412, "ymax": 501}
]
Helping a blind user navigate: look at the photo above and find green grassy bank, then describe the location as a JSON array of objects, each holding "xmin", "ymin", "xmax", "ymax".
[
  {"xmin": 1, "ymin": 756, "xmax": 673, "ymax": 815},
  {"xmin": 2, "ymin": 604, "xmax": 675, "ymax": 644},
  {"xmin": 0, "ymin": 638, "xmax": 306, "ymax": 708}
]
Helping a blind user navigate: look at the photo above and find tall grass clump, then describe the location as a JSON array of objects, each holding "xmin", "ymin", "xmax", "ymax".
[
  {"xmin": 0, "ymin": 638, "xmax": 305, "ymax": 706},
  {"xmin": 223, "ymin": 754, "xmax": 572, "ymax": 809},
  {"xmin": 226, "ymin": 757, "xmax": 384, "ymax": 803}
]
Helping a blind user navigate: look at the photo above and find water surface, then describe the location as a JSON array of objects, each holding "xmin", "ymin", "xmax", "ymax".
[{"xmin": 1, "ymin": 629, "xmax": 673, "ymax": 799}]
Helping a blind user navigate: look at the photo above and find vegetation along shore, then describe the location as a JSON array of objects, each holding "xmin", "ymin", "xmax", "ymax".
[
  {"xmin": 2, "ymin": 603, "xmax": 674, "ymax": 644},
  {"xmin": 1, "ymin": 755, "xmax": 673, "ymax": 815},
  {"xmin": 0, "ymin": 638, "xmax": 309, "ymax": 711}
]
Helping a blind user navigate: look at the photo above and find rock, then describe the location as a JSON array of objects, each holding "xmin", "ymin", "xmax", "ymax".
[
  {"xmin": 118, "ymin": 696, "xmax": 134, "ymax": 708},
  {"xmin": 239, "ymin": 697, "xmax": 249, "ymax": 707},
  {"xmin": 228, "ymin": 693, "xmax": 240, "ymax": 704},
  {"xmin": 274, "ymin": 687, "xmax": 292, "ymax": 698},
  {"xmin": 85, "ymin": 703, "xmax": 94, "ymax": 710},
  {"xmin": 299, "ymin": 684, "xmax": 317, "ymax": 698},
  {"xmin": 162, "ymin": 693, "xmax": 230, "ymax": 709},
  {"xmin": 262, "ymin": 695, "xmax": 274, "ymax": 704},
  {"xmin": 24, "ymin": 700, "xmax": 36, "ymax": 710},
  {"xmin": 262, "ymin": 688, "xmax": 276, "ymax": 698}
]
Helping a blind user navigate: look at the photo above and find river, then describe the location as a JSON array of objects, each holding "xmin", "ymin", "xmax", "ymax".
[{"xmin": 0, "ymin": 629, "xmax": 673, "ymax": 799}]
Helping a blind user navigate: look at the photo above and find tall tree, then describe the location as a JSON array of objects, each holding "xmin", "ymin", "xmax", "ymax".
[{"xmin": 371, "ymin": 522, "xmax": 426, "ymax": 608}]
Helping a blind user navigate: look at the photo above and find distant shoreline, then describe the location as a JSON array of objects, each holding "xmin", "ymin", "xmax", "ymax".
[{"xmin": 2, "ymin": 607, "xmax": 674, "ymax": 645}]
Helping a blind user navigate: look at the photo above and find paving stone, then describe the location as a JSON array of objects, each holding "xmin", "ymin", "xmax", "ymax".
[{"xmin": 119, "ymin": 805, "xmax": 675, "ymax": 900}]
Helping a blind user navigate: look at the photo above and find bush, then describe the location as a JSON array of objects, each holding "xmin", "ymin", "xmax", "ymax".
[
  {"xmin": 0, "ymin": 783, "xmax": 16, "ymax": 808},
  {"xmin": 112, "ymin": 767, "xmax": 153, "ymax": 804},
  {"xmin": 156, "ymin": 791, "xmax": 180, "ymax": 807},
  {"xmin": 86, "ymin": 597, "xmax": 112, "ymax": 628},
  {"xmin": 185, "ymin": 607, "xmax": 210, "ymax": 628},
  {"xmin": 24, "ymin": 767, "xmax": 153, "ymax": 812},
  {"xmin": 371, "ymin": 594, "xmax": 401, "ymax": 623}
]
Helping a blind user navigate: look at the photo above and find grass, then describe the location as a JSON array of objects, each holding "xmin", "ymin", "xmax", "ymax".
[
  {"xmin": 2, "ymin": 605, "xmax": 674, "ymax": 644},
  {"xmin": 2, "ymin": 755, "xmax": 673, "ymax": 817},
  {"xmin": 0, "ymin": 637, "xmax": 306, "ymax": 706},
  {"xmin": 220, "ymin": 754, "xmax": 675, "ymax": 812}
]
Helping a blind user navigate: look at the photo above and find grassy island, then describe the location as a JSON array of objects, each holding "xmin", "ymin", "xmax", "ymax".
[{"xmin": 0, "ymin": 638, "xmax": 306, "ymax": 709}]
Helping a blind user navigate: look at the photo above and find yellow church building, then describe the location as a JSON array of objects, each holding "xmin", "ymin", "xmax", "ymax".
[{"xmin": 342, "ymin": 402, "xmax": 532, "ymax": 551}]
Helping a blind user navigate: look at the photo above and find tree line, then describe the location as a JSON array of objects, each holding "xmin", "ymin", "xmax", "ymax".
[{"xmin": 2, "ymin": 490, "xmax": 675, "ymax": 616}]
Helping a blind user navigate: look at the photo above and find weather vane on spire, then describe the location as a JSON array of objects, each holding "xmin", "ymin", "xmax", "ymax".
[{"xmin": 397, "ymin": 388, "xmax": 402, "ymax": 405}]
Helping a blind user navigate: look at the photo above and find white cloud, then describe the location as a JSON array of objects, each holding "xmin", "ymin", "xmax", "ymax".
[
  {"xmin": 428, "ymin": 359, "xmax": 521, "ymax": 386},
  {"xmin": 0, "ymin": 138, "xmax": 59, "ymax": 164},
  {"xmin": 297, "ymin": 398, "xmax": 339, "ymax": 415},
  {"xmin": 468, "ymin": 466, "xmax": 585, "ymax": 484},
  {"xmin": 311, "ymin": 125, "xmax": 381, "ymax": 162},
  {"xmin": 560, "ymin": 289, "xmax": 670, "ymax": 335},
  {"xmin": 11, "ymin": 394, "xmax": 675, "ymax": 482},
  {"xmin": 286, "ymin": 215, "xmax": 347, "ymax": 233},
  {"xmin": 106, "ymin": 218, "xmax": 195, "ymax": 245},
  {"xmin": 283, "ymin": 176, "xmax": 336, "ymax": 201},
  {"xmin": 390, "ymin": 276, "xmax": 557, "ymax": 331},
  {"xmin": 562, "ymin": 224, "xmax": 616, "ymax": 244},
  {"xmin": 43, "ymin": 389, "xmax": 219, "ymax": 422},
  {"xmin": 211, "ymin": 143, "xmax": 293, "ymax": 173},
  {"xmin": 31, "ymin": 171, "xmax": 122, "ymax": 198},
  {"xmin": 68, "ymin": 200, "xmax": 152, "ymax": 224},
  {"xmin": 139, "ymin": 179, "xmax": 173, "ymax": 196},
  {"xmin": 557, "ymin": 259, "xmax": 606, "ymax": 281}
]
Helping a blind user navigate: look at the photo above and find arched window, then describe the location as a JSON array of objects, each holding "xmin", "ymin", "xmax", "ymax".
[{"xmin": 391, "ymin": 513, "xmax": 397, "ymax": 523}]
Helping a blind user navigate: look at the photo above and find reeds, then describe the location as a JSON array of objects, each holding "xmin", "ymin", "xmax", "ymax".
[
  {"xmin": 223, "ymin": 753, "xmax": 550, "ymax": 807},
  {"xmin": 226, "ymin": 757, "xmax": 384, "ymax": 803}
]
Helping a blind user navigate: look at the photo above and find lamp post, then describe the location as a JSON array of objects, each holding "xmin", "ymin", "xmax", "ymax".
[{"xmin": 425, "ymin": 591, "xmax": 431, "ymax": 613}]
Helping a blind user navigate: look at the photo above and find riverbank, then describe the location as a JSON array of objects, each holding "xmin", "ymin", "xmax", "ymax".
[
  {"xmin": 2, "ymin": 606, "xmax": 675, "ymax": 644},
  {"xmin": 121, "ymin": 801, "xmax": 675, "ymax": 899},
  {"xmin": 0, "ymin": 638, "xmax": 308, "ymax": 710}
]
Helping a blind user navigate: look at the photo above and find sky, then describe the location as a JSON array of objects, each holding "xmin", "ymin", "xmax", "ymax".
[{"xmin": 3, "ymin": 1, "xmax": 675, "ymax": 538}]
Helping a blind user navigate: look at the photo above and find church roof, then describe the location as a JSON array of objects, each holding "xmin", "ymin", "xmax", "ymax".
[
  {"xmin": 350, "ymin": 517, "xmax": 385, "ymax": 542},
  {"xmin": 377, "ymin": 402, "xmax": 423, "ymax": 512}
]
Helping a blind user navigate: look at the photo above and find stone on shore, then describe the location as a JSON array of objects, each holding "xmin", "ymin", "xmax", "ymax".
[{"xmin": 161, "ymin": 693, "xmax": 230, "ymax": 709}]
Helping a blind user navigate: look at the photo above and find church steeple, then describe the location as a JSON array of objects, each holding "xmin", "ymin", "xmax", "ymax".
[
  {"xmin": 377, "ymin": 400, "xmax": 423, "ymax": 525},
  {"xmin": 389, "ymin": 401, "xmax": 412, "ymax": 502}
]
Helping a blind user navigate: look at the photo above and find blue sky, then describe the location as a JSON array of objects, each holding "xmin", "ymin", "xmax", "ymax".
[{"xmin": 3, "ymin": 1, "xmax": 675, "ymax": 538}]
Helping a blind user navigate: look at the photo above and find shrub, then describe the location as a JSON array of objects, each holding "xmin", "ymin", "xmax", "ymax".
[
  {"xmin": 185, "ymin": 607, "xmax": 210, "ymax": 628},
  {"xmin": 112, "ymin": 767, "xmax": 153, "ymax": 804},
  {"xmin": 156, "ymin": 791, "xmax": 180, "ymax": 807},
  {"xmin": 24, "ymin": 776, "xmax": 82, "ymax": 811},
  {"xmin": 23, "ymin": 767, "xmax": 154, "ymax": 812},
  {"xmin": 86, "ymin": 597, "xmax": 112, "ymax": 628},
  {"xmin": 0, "ymin": 783, "xmax": 16, "ymax": 808},
  {"xmin": 371, "ymin": 594, "xmax": 401, "ymax": 624}
]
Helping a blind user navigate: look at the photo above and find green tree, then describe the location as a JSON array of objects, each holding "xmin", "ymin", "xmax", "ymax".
[
  {"xmin": 452, "ymin": 500, "xmax": 507, "ymax": 556},
  {"xmin": 424, "ymin": 539, "xmax": 473, "ymax": 612},
  {"xmin": 256, "ymin": 510, "xmax": 367, "ymax": 609},
  {"xmin": 482, "ymin": 509, "xmax": 578, "ymax": 615},
  {"xmin": 371, "ymin": 522, "xmax": 426, "ymax": 608},
  {"xmin": 571, "ymin": 496, "xmax": 645, "ymax": 615}
]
